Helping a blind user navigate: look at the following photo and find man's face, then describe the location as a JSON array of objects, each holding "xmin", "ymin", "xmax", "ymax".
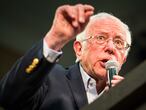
[{"xmin": 79, "ymin": 18, "xmax": 127, "ymax": 81}]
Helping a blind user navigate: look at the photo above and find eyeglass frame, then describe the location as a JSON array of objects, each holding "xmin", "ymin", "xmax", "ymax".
[{"xmin": 80, "ymin": 35, "xmax": 131, "ymax": 50}]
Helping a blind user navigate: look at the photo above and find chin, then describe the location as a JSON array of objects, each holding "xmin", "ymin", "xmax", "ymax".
[
  {"xmin": 93, "ymin": 63, "xmax": 107, "ymax": 80},
  {"xmin": 94, "ymin": 69, "xmax": 107, "ymax": 80}
]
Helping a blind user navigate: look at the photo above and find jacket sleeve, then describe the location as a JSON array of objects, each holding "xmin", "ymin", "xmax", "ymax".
[{"xmin": 0, "ymin": 40, "xmax": 55, "ymax": 109}]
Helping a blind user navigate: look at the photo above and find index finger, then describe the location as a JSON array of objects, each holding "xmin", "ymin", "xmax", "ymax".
[{"xmin": 84, "ymin": 4, "xmax": 94, "ymax": 12}]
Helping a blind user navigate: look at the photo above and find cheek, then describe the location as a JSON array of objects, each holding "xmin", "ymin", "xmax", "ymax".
[
  {"xmin": 85, "ymin": 47, "xmax": 102, "ymax": 63},
  {"xmin": 83, "ymin": 51, "xmax": 97, "ymax": 66},
  {"xmin": 85, "ymin": 47, "xmax": 107, "ymax": 79},
  {"xmin": 116, "ymin": 51, "xmax": 126, "ymax": 67},
  {"xmin": 81, "ymin": 46, "xmax": 101, "ymax": 69},
  {"xmin": 86, "ymin": 45, "xmax": 107, "ymax": 65}
]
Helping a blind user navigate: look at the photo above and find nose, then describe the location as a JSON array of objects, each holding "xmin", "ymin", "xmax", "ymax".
[{"xmin": 104, "ymin": 40, "xmax": 116, "ymax": 55}]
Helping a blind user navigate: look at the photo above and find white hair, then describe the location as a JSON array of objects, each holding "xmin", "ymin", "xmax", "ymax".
[{"xmin": 75, "ymin": 12, "xmax": 131, "ymax": 62}]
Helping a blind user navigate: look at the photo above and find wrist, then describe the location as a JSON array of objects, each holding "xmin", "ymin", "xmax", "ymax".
[{"xmin": 44, "ymin": 30, "xmax": 67, "ymax": 51}]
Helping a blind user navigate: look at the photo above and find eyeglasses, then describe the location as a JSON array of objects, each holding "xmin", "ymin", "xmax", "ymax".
[{"xmin": 81, "ymin": 35, "xmax": 131, "ymax": 50}]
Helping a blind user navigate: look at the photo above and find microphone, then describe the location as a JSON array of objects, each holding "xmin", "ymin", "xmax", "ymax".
[{"xmin": 105, "ymin": 60, "xmax": 119, "ymax": 88}]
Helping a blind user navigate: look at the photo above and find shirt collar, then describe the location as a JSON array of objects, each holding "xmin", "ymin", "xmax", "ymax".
[
  {"xmin": 79, "ymin": 64, "xmax": 96, "ymax": 91},
  {"xmin": 79, "ymin": 63, "xmax": 106, "ymax": 93}
]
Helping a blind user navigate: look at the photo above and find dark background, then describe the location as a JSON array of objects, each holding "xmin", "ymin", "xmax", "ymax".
[{"xmin": 0, "ymin": 0, "xmax": 146, "ymax": 88}]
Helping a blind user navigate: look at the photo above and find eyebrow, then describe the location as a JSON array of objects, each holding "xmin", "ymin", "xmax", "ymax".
[{"xmin": 95, "ymin": 31, "xmax": 125, "ymax": 40}]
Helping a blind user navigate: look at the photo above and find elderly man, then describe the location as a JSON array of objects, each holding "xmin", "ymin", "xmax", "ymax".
[{"xmin": 0, "ymin": 4, "xmax": 131, "ymax": 110}]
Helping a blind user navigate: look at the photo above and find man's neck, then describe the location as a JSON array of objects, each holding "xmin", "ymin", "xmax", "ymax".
[{"xmin": 96, "ymin": 79, "xmax": 106, "ymax": 94}]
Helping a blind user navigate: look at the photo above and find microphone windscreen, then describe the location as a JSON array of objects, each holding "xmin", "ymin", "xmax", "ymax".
[
  {"xmin": 105, "ymin": 60, "xmax": 119, "ymax": 72},
  {"xmin": 105, "ymin": 60, "xmax": 119, "ymax": 87}
]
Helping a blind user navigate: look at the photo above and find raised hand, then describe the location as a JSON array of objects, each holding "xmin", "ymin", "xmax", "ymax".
[{"xmin": 44, "ymin": 4, "xmax": 94, "ymax": 51}]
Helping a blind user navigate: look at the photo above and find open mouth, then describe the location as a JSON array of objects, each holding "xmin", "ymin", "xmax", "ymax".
[{"xmin": 100, "ymin": 59, "xmax": 109, "ymax": 68}]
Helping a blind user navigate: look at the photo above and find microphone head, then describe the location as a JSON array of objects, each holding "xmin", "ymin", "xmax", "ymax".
[
  {"xmin": 105, "ymin": 60, "xmax": 119, "ymax": 87},
  {"xmin": 105, "ymin": 60, "xmax": 119, "ymax": 72}
]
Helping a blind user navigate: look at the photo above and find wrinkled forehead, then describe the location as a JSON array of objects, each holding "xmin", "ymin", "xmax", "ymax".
[{"xmin": 85, "ymin": 18, "xmax": 127, "ymax": 40}]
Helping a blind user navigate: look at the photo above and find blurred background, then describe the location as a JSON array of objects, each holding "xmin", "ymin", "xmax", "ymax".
[{"xmin": 0, "ymin": 0, "xmax": 146, "ymax": 83}]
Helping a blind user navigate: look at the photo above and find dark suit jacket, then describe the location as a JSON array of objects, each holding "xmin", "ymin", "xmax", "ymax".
[{"xmin": 0, "ymin": 40, "xmax": 88, "ymax": 110}]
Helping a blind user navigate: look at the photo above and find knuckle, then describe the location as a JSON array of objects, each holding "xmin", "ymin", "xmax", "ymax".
[
  {"xmin": 56, "ymin": 5, "xmax": 71, "ymax": 12},
  {"xmin": 76, "ymin": 3, "xmax": 83, "ymax": 7},
  {"xmin": 75, "ymin": 4, "xmax": 84, "ymax": 10}
]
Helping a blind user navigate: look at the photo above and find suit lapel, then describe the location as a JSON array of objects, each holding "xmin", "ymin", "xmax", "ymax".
[{"xmin": 66, "ymin": 63, "xmax": 88, "ymax": 109}]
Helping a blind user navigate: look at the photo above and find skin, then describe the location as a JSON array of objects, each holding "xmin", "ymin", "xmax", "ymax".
[
  {"xmin": 44, "ymin": 4, "xmax": 94, "ymax": 51},
  {"xmin": 44, "ymin": 4, "xmax": 125, "ymax": 92}
]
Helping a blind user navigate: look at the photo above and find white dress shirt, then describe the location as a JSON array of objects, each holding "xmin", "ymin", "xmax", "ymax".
[
  {"xmin": 79, "ymin": 64, "xmax": 105, "ymax": 104},
  {"xmin": 43, "ymin": 39, "xmax": 62, "ymax": 62}
]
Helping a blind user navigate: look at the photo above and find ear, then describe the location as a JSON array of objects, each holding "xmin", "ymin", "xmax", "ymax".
[{"xmin": 73, "ymin": 41, "xmax": 82, "ymax": 60}]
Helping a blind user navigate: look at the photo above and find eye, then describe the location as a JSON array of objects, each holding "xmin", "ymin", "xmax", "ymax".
[
  {"xmin": 114, "ymin": 39, "xmax": 124, "ymax": 48},
  {"xmin": 96, "ymin": 36, "xmax": 106, "ymax": 42}
]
